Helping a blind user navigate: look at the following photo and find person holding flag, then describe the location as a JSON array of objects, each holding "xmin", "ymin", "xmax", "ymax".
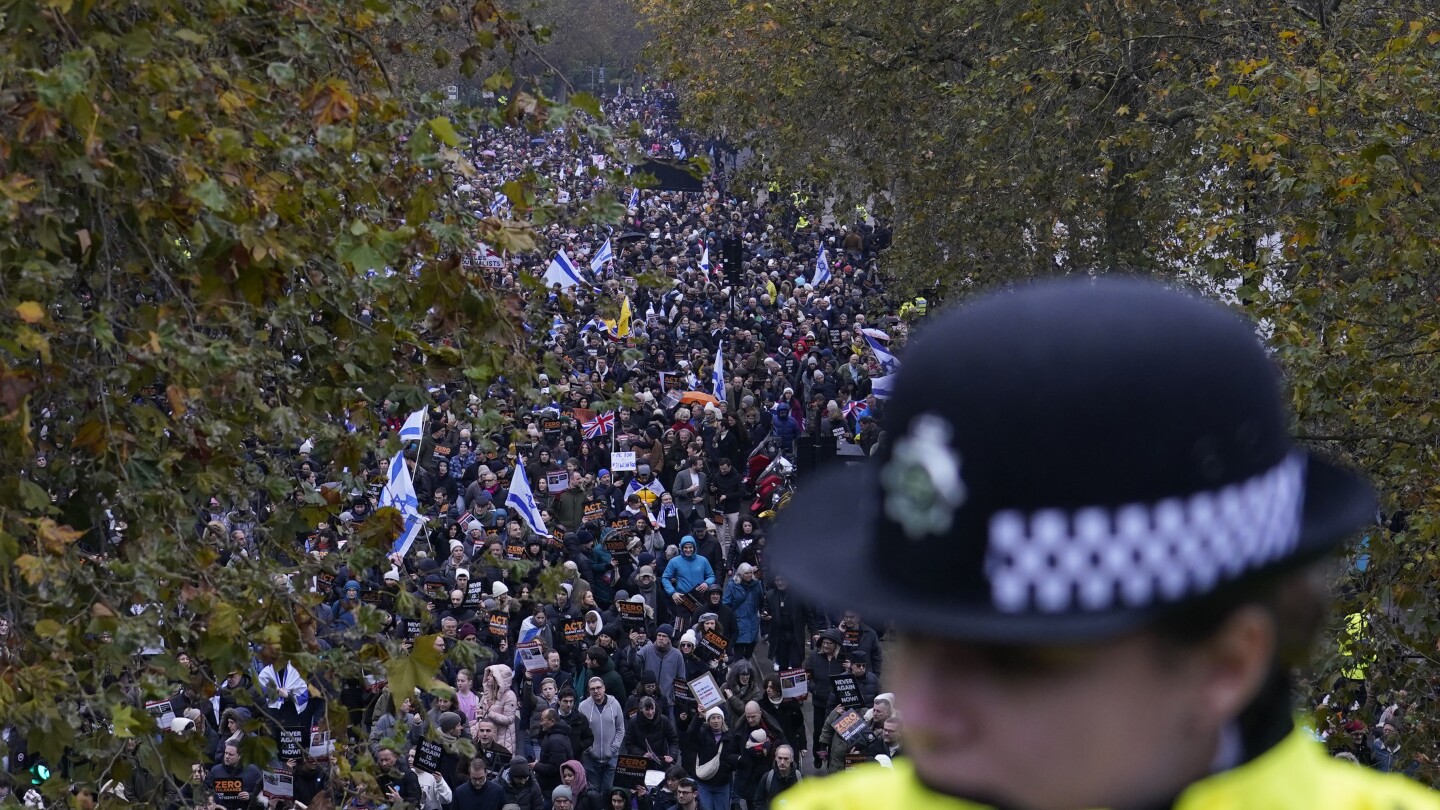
[
  {"xmin": 712, "ymin": 342, "xmax": 726, "ymax": 404},
  {"xmin": 379, "ymin": 451, "xmax": 427, "ymax": 556},
  {"xmin": 812, "ymin": 244, "xmax": 832, "ymax": 286},
  {"xmin": 505, "ymin": 457, "xmax": 550, "ymax": 540},
  {"xmin": 590, "ymin": 238, "xmax": 614, "ymax": 276},
  {"xmin": 698, "ymin": 241, "xmax": 712, "ymax": 281}
]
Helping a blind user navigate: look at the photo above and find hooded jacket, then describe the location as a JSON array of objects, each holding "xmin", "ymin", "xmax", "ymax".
[
  {"xmin": 722, "ymin": 576, "xmax": 766, "ymax": 644},
  {"xmin": 480, "ymin": 664, "xmax": 519, "ymax": 754},
  {"xmin": 661, "ymin": 537, "xmax": 715, "ymax": 595}
]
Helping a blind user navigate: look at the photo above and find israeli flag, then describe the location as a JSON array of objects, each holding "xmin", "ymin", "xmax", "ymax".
[
  {"xmin": 672, "ymin": 139, "xmax": 686, "ymax": 159},
  {"xmin": 379, "ymin": 451, "xmax": 427, "ymax": 555},
  {"xmin": 712, "ymin": 342, "xmax": 726, "ymax": 403},
  {"xmin": 698, "ymin": 242, "xmax": 711, "ymax": 278},
  {"xmin": 814, "ymin": 245, "xmax": 832, "ymax": 285},
  {"xmin": 490, "ymin": 193, "xmax": 508, "ymax": 216},
  {"xmin": 505, "ymin": 459, "xmax": 549, "ymax": 537},
  {"xmin": 628, "ymin": 188, "xmax": 639, "ymax": 208},
  {"xmin": 542, "ymin": 251, "xmax": 585, "ymax": 289},
  {"xmin": 591, "ymin": 238, "xmax": 614, "ymax": 274},
  {"xmin": 871, "ymin": 373, "xmax": 897, "ymax": 401},
  {"xmin": 398, "ymin": 408, "xmax": 426, "ymax": 443},
  {"xmin": 865, "ymin": 334, "xmax": 901, "ymax": 376}
]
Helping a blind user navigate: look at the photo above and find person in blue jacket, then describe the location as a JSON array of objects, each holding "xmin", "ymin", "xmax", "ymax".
[
  {"xmin": 722, "ymin": 562, "xmax": 766, "ymax": 661},
  {"xmin": 661, "ymin": 536, "xmax": 715, "ymax": 632}
]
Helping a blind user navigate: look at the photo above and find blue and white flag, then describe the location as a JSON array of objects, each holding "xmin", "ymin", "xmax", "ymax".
[
  {"xmin": 542, "ymin": 251, "xmax": 585, "ymax": 289},
  {"xmin": 627, "ymin": 188, "xmax": 639, "ymax": 208},
  {"xmin": 490, "ymin": 193, "xmax": 508, "ymax": 216},
  {"xmin": 814, "ymin": 245, "xmax": 832, "ymax": 285},
  {"xmin": 698, "ymin": 242, "xmax": 711, "ymax": 279},
  {"xmin": 506, "ymin": 459, "xmax": 549, "ymax": 537},
  {"xmin": 379, "ymin": 451, "xmax": 427, "ymax": 555},
  {"xmin": 871, "ymin": 373, "xmax": 897, "ymax": 401},
  {"xmin": 398, "ymin": 407, "xmax": 426, "ymax": 443},
  {"xmin": 671, "ymin": 139, "xmax": 686, "ymax": 159},
  {"xmin": 865, "ymin": 334, "xmax": 901, "ymax": 376},
  {"xmin": 712, "ymin": 342, "xmax": 726, "ymax": 403},
  {"xmin": 591, "ymin": 238, "xmax": 614, "ymax": 274}
]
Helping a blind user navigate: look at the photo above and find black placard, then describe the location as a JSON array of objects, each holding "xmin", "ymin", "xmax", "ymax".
[
  {"xmin": 277, "ymin": 727, "xmax": 305, "ymax": 759},
  {"xmin": 617, "ymin": 600, "xmax": 645, "ymax": 630},
  {"xmin": 505, "ymin": 542, "xmax": 525, "ymax": 560},
  {"xmin": 831, "ymin": 674, "xmax": 862, "ymax": 708},
  {"xmin": 462, "ymin": 581, "xmax": 486, "ymax": 609},
  {"xmin": 614, "ymin": 755, "xmax": 650, "ymax": 789},
  {"xmin": 583, "ymin": 500, "xmax": 608, "ymax": 523},
  {"xmin": 541, "ymin": 418, "xmax": 563, "ymax": 433},
  {"xmin": 415, "ymin": 739, "xmax": 444, "ymax": 773},
  {"xmin": 673, "ymin": 677, "xmax": 693, "ymax": 704},
  {"xmin": 833, "ymin": 708, "xmax": 868, "ymax": 743},
  {"xmin": 488, "ymin": 611, "xmax": 509, "ymax": 637},
  {"xmin": 562, "ymin": 619, "xmax": 587, "ymax": 645},
  {"xmin": 212, "ymin": 779, "xmax": 244, "ymax": 802},
  {"xmin": 697, "ymin": 628, "xmax": 730, "ymax": 662}
]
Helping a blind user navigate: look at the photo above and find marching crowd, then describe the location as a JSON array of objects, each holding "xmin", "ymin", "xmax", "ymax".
[{"xmin": 0, "ymin": 90, "xmax": 913, "ymax": 810}]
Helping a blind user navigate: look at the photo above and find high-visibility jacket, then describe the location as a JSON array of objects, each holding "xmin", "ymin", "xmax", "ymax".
[{"xmin": 774, "ymin": 728, "xmax": 1440, "ymax": 809}]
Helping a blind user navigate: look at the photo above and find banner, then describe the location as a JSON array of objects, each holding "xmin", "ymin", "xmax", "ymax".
[
  {"xmin": 276, "ymin": 727, "xmax": 305, "ymax": 760},
  {"xmin": 696, "ymin": 628, "xmax": 730, "ymax": 662},
  {"xmin": 517, "ymin": 640, "xmax": 547, "ymax": 674},
  {"xmin": 614, "ymin": 755, "xmax": 651, "ymax": 789},
  {"xmin": 673, "ymin": 677, "xmax": 692, "ymax": 705},
  {"xmin": 562, "ymin": 618, "xmax": 587, "ymax": 645},
  {"xmin": 415, "ymin": 739, "xmax": 444, "ymax": 774},
  {"xmin": 687, "ymin": 671, "xmax": 724, "ymax": 711},
  {"xmin": 547, "ymin": 470, "xmax": 570, "ymax": 493},
  {"xmin": 488, "ymin": 611, "xmax": 510, "ymax": 637},
  {"xmin": 779, "ymin": 669, "xmax": 809, "ymax": 700},
  {"xmin": 462, "ymin": 581, "xmax": 487, "ymax": 609},
  {"xmin": 832, "ymin": 708, "xmax": 868, "ymax": 744},
  {"xmin": 145, "ymin": 699, "xmax": 176, "ymax": 729}
]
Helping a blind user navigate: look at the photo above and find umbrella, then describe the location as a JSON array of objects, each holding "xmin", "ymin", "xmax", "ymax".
[
  {"xmin": 616, "ymin": 231, "xmax": 648, "ymax": 242},
  {"xmin": 480, "ymin": 149, "xmax": 497, "ymax": 158},
  {"xmin": 679, "ymin": 391, "xmax": 719, "ymax": 407}
]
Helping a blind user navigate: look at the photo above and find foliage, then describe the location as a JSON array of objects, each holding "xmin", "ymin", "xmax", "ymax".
[
  {"xmin": 640, "ymin": 0, "xmax": 1440, "ymax": 776},
  {"xmin": 0, "ymin": 0, "xmax": 625, "ymax": 802}
]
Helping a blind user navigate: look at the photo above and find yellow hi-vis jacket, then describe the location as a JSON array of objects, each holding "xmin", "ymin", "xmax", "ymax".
[{"xmin": 775, "ymin": 728, "xmax": 1440, "ymax": 810}]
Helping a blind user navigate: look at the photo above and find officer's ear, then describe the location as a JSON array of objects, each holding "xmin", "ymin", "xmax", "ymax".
[{"xmin": 1189, "ymin": 604, "xmax": 1276, "ymax": 724}]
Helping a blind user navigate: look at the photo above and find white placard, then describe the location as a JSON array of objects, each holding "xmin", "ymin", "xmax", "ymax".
[
  {"xmin": 611, "ymin": 452, "xmax": 637, "ymax": 472},
  {"xmin": 779, "ymin": 668, "xmax": 809, "ymax": 700},
  {"xmin": 687, "ymin": 672, "xmax": 725, "ymax": 711}
]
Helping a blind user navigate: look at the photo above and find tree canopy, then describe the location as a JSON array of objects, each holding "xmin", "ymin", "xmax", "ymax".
[
  {"xmin": 639, "ymin": 0, "xmax": 1440, "ymax": 777},
  {"xmin": 0, "ymin": 0, "xmax": 629, "ymax": 801}
]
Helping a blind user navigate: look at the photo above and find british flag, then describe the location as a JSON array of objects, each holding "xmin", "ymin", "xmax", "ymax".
[
  {"xmin": 843, "ymin": 400, "xmax": 868, "ymax": 420},
  {"xmin": 582, "ymin": 411, "xmax": 616, "ymax": 439}
]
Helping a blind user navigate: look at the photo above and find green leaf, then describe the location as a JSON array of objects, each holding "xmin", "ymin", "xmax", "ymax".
[
  {"xmin": 428, "ymin": 117, "xmax": 461, "ymax": 148},
  {"xmin": 112, "ymin": 705, "xmax": 144, "ymax": 739},
  {"xmin": 187, "ymin": 179, "xmax": 229, "ymax": 212}
]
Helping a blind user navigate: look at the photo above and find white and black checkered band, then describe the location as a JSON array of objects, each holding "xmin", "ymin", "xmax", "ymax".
[{"xmin": 985, "ymin": 454, "xmax": 1307, "ymax": 614}]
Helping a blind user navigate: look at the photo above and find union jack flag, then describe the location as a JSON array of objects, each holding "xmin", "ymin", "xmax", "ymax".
[
  {"xmin": 843, "ymin": 400, "xmax": 868, "ymax": 420},
  {"xmin": 582, "ymin": 410, "xmax": 616, "ymax": 439}
]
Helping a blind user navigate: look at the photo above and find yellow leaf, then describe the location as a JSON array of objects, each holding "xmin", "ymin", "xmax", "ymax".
[
  {"xmin": 15, "ymin": 554, "xmax": 44, "ymax": 586},
  {"xmin": 1115, "ymin": 105, "xmax": 1130, "ymax": 116},
  {"xmin": 34, "ymin": 619, "xmax": 62, "ymax": 638},
  {"xmin": 14, "ymin": 301, "xmax": 44, "ymax": 323},
  {"xmin": 166, "ymin": 383, "xmax": 188, "ymax": 417},
  {"xmin": 37, "ymin": 518, "xmax": 85, "ymax": 554}
]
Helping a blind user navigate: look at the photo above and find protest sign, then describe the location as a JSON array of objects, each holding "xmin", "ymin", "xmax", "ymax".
[
  {"xmin": 315, "ymin": 572, "xmax": 336, "ymax": 594},
  {"xmin": 517, "ymin": 640, "xmax": 547, "ymax": 674},
  {"xmin": 414, "ymin": 740, "xmax": 444, "ymax": 773},
  {"xmin": 146, "ymin": 699, "xmax": 176, "ymax": 729},
  {"xmin": 562, "ymin": 618, "xmax": 587, "ymax": 645},
  {"xmin": 488, "ymin": 611, "xmax": 509, "ymax": 637},
  {"xmin": 687, "ymin": 671, "xmax": 725, "ymax": 711},
  {"xmin": 547, "ymin": 470, "xmax": 570, "ymax": 493},
  {"xmin": 505, "ymin": 541, "xmax": 526, "ymax": 560},
  {"xmin": 676, "ymin": 591, "xmax": 701, "ymax": 614},
  {"xmin": 611, "ymin": 451, "xmax": 637, "ymax": 472},
  {"xmin": 462, "ymin": 581, "xmax": 486, "ymax": 609},
  {"xmin": 833, "ymin": 708, "xmax": 869, "ymax": 744},
  {"xmin": 779, "ymin": 669, "xmax": 809, "ymax": 700},
  {"xmin": 262, "ymin": 768, "xmax": 293, "ymax": 800},
  {"xmin": 696, "ymin": 628, "xmax": 730, "ymax": 662},
  {"xmin": 845, "ymin": 752, "xmax": 872, "ymax": 769},
  {"xmin": 614, "ymin": 755, "xmax": 651, "ymax": 789},
  {"xmin": 422, "ymin": 581, "xmax": 447, "ymax": 601},
  {"xmin": 617, "ymin": 599, "xmax": 646, "ymax": 630},
  {"xmin": 831, "ymin": 674, "xmax": 863, "ymax": 708},
  {"xmin": 603, "ymin": 532, "xmax": 631, "ymax": 555},
  {"xmin": 673, "ymin": 677, "xmax": 692, "ymax": 705},
  {"xmin": 309, "ymin": 722, "xmax": 334, "ymax": 759},
  {"xmin": 212, "ymin": 779, "xmax": 245, "ymax": 803},
  {"xmin": 541, "ymin": 417, "xmax": 564, "ymax": 434},
  {"xmin": 843, "ymin": 628, "xmax": 860, "ymax": 649},
  {"xmin": 583, "ymin": 500, "xmax": 608, "ymax": 523},
  {"xmin": 276, "ymin": 727, "xmax": 305, "ymax": 760}
]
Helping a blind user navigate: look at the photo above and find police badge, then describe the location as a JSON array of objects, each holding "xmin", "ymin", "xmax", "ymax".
[{"xmin": 881, "ymin": 413, "xmax": 967, "ymax": 540}]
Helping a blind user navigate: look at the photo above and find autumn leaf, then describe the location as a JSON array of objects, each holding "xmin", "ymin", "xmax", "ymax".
[
  {"xmin": 37, "ymin": 518, "xmax": 85, "ymax": 554},
  {"xmin": 14, "ymin": 301, "xmax": 44, "ymax": 323}
]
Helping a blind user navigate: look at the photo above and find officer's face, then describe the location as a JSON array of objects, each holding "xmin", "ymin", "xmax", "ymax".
[{"xmin": 890, "ymin": 628, "xmax": 1260, "ymax": 810}]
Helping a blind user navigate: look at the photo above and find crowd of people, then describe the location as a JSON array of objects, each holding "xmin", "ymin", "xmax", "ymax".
[{"xmin": 2, "ymin": 89, "xmax": 914, "ymax": 810}]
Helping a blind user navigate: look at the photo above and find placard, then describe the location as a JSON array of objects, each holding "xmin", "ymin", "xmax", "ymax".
[
  {"xmin": 276, "ymin": 727, "xmax": 305, "ymax": 759},
  {"xmin": 505, "ymin": 541, "xmax": 525, "ymax": 560},
  {"xmin": 583, "ymin": 500, "xmax": 608, "ymax": 523},
  {"xmin": 663, "ymin": 374, "xmax": 683, "ymax": 391},
  {"xmin": 844, "ymin": 752, "xmax": 871, "ymax": 769},
  {"xmin": 212, "ymin": 778, "xmax": 245, "ymax": 802},
  {"xmin": 562, "ymin": 618, "xmax": 587, "ymax": 645},
  {"xmin": 405, "ymin": 618, "xmax": 424, "ymax": 638},
  {"xmin": 463, "ymin": 581, "xmax": 487, "ymax": 609},
  {"xmin": 614, "ymin": 755, "xmax": 651, "ymax": 789},
  {"xmin": 696, "ymin": 628, "xmax": 729, "ymax": 662},
  {"xmin": 842, "ymin": 628, "xmax": 860, "ymax": 649},
  {"xmin": 687, "ymin": 672, "xmax": 724, "ymax": 711},
  {"xmin": 316, "ymin": 572, "xmax": 336, "ymax": 594},
  {"xmin": 309, "ymin": 722, "xmax": 334, "ymax": 759},
  {"xmin": 609, "ymin": 516, "xmax": 634, "ymax": 531},
  {"xmin": 611, "ymin": 451, "xmax": 637, "ymax": 472},
  {"xmin": 779, "ymin": 669, "xmax": 809, "ymax": 700},
  {"xmin": 262, "ymin": 767, "xmax": 293, "ymax": 799},
  {"xmin": 603, "ymin": 533, "xmax": 630, "ymax": 555},
  {"xmin": 617, "ymin": 600, "xmax": 646, "ymax": 630},
  {"xmin": 415, "ymin": 739, "xmax": 444, "ymax": 773},
  {"xmin": 518, "ymin": 640, "xmax": 547, "ymax": 674},
  {"xmin": 676, "ymin": 592, "xmax": 701, "ymax": 614},
  {"xmin": 541, "ymin": 418, "xmax": 563, "ymax": 434},
  {"xmin": 673, "ymin": 677, "xmax": 693, "ymax": 705},
  {"xmin": 547, "ymin": 470, "xmax": 570, "ymax": 493},
  {"xmin": 831, "ymin": 674, "xmax": 862, "ymax": 708},
  {"xmin": 422, "ymin": 582, "xmax": 447, "ymax": 600},
  {"xmin": 832, "ymin": 708, "xmax": 868, "ymax": 744},
  {"xmin": 146, "ymin": 699, "xmax": 176, "ymax": 729},
  {"xmin": 488, "ymin": 611, "xmax": 509, "ymax": 637}
]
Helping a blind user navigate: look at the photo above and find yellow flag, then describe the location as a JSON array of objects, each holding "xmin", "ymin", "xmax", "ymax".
[{"xmin": 617, "ymin": 296, "xmax": 632, "ymax": 338}]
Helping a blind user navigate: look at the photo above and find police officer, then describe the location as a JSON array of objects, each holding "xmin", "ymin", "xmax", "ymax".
[{"xmin": 771, "ymin": 279, "xmax": 1440, "ymax": 809}]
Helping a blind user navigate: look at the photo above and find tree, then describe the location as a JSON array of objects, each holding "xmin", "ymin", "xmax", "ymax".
[
  {"xmin": 639, "ymin": 0, "xmax": 1440, "ymax": 778},
  {"xmin": 0, "ymin": 0, "xmax": 623, "ymax": 802}
]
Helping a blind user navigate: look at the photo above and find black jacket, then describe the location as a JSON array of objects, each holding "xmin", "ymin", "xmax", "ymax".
[
  {"xmin": 685, "ymin": 715, "xmax": 741, "ymax": 787},
  {"xmin": 623, "ymin": 710, "xmax": 681, "ymax": 765}
]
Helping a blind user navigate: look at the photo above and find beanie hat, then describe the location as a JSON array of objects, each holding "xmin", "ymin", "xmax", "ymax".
[
  {"xmin": 439, "ymin": 711, "xmax": 463, "ymax": 733},
  {"xmin": 508, "ymin": 757, "xmax": 530, "ymax": 778},
  {"xmin": 705, "ymin": 706, "xmax": 725, "ymax": 721},
  {"xmin": 492, "ymin": 581, "xmax": 509, "ymax": 597},
  {"xmin": 679, "ymin": 630, "xmax": 698, "ymax": 647},
  {"xmin": 655, "ymin": 623, "xmax": 674, "ymax": 640},
  {"xmin": 552, "ymin": 786, "xmax": 573, "ymax": 801},
  {"xmin": 697, "ymin": 612, "xmax": 719, "ymax": 625}
]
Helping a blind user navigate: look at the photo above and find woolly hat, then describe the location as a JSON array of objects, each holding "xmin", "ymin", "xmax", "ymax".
[
  {"xmin": 552, "ymin": 786, "xmax": 573, "ymax": 801},
  {"xmin": 492, "ymin": 581, "xmax": 510, "ymax": 597},
  {"xmin": 655, "ymin": 623, "xmax": 674, "ymax": 640},
  {"xmin": 679, "ymin": 629, "xmax": 698, "ymax": 647}
]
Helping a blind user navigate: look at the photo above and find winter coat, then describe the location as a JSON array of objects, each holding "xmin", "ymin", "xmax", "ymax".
[
  {"xmin": 622, "ymin": 709, "xmax": 681, "ymax": 766},
  {"xmin": 722, "ymin": 576, "xmax": 765, "ymax": 644},
  {"xmin": 479, "ymin": 664, "xmax": 519, "ymax": 754},
  {"xmin": 684, "ymin": 715, "xmax": 741, "ymax": 786},
  {"xmin": 636, "ymin": 643, "xmax": 685, "ymax": 705},
  {"xmin": 763, "ymin": 696, "xmax": 807, "ymax": 757},
  {"xmin": 661, "ymin": 542, "xmax": 715, "ymax": 595}
]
